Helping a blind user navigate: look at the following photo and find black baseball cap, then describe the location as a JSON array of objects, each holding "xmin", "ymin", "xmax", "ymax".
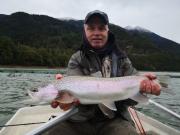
[{"xmin": 84, "ymin": 10, "xmax": 109, "ymax": 25}]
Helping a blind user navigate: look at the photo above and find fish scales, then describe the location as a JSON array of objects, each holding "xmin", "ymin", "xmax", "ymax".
[{"xmin": 54, "ymin": 76, "xmax": 146, "ymax": 103}]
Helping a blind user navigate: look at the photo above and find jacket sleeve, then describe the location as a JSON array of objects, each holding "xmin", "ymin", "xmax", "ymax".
[{"xmin": 67, "ymin": 51, "xmax": 84, "ymax": 76}]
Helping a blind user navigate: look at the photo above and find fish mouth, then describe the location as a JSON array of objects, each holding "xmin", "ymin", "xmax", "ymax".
[
  {"xmin": 25, "ymin": 90, "xmax": 42, "ymax": 105},
  {"xmin": 27, "ymin": 90, "xmax": 40, "ymax": 101},
  {"xmin": 27, "ymin": 90, "xmax": 35, "ymax": 99}
]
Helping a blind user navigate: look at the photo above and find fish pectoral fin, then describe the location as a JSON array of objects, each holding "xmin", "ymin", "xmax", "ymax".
[
  {"xmin": 98, "ymin": 104, "xmax": 115, "ymax": 118},
  {"xmin": 56, "ymin": 90, "xmax": 75, "ymax": 104},
  {"xmin": 102, "ymin": 101, "xmax": 117, "ymax": 111}
]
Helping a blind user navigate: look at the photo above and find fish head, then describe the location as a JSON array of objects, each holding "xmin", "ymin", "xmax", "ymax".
[{"xmin": 27, "ymin": 83, "xmax": 59, "ymax": 104}]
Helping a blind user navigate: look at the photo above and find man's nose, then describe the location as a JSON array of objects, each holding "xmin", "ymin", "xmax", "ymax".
[{"xmin": 93, "ymin": 29, "xmax": 101, "ymax": 35}]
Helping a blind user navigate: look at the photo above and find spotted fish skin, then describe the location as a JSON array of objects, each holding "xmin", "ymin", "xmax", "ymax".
[
  {"xmin": 53, "ymin": 75, "xmax": 147, "ymax": 104},
  {"xmin": 28, "ymin": 75, "xmax": 149, "ymax": 106}
]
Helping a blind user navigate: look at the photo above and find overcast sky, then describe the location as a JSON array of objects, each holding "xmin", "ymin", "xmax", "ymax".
[{"xmin": 1, "ymin": 0, "xmax": 180, "ymax": 43}]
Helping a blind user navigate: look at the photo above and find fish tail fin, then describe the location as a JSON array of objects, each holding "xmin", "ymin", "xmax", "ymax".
[
  {"xmin": 157, "ymin": 75, "xmax": 174, "ymax": 95},
  {"xmin": 157, "ymin": 75, "xmax": 170, "ymax": 87}
]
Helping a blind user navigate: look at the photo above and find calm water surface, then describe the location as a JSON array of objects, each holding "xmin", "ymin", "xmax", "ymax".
[{"xmin": 0, "ymin": 68, "xmax": 180, "ymax": 131}]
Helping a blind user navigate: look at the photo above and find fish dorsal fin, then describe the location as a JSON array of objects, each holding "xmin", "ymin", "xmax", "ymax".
[
  {"xmin": 102, "ymin": 101, "xmax": 117, "ymax": 111},
  {"xmin": 157, "ymin": 75, "xmax": 174, "ymax": 95}
]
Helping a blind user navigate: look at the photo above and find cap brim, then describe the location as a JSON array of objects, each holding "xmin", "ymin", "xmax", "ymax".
[{"xmin": 85, "ymin": 12, "xmax": 108, "ymax": 24}]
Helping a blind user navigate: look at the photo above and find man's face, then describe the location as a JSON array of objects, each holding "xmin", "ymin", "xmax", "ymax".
[{"xmin": 84, "ymin": 16, "xmax": 109, "ymax": 49}]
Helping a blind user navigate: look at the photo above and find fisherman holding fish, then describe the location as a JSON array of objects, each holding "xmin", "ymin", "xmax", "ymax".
[{"xmin": 47, "ymin": 10, "xmax": 161, "ymax": 135}]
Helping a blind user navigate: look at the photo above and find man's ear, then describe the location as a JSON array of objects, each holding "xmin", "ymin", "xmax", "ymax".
[
  {"xmin": 106, "ymin": 25, "xmax": 109, "ymax": 31},
  {"xmin": 84, "ymin": 24, "xmax": 87, "ymax": 28}
]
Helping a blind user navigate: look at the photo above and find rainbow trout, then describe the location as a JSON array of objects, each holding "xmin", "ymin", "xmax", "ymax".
[{"xmin": 27, "ymin": 75, "xmax": 168, "ymax": 111}]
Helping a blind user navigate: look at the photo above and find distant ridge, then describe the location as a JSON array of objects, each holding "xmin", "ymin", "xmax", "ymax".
[{"xmin": 125, "ymin": 26, "xmax": 180, "ymax": 54}]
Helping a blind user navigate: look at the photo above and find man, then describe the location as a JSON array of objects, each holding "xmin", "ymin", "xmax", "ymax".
[{"xmin": 49, "ymin": 10, "xmax": 161, "ymax": 135}]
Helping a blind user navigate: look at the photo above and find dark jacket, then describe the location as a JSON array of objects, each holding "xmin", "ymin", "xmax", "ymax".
[{"xmin": 67, "ymin": 32, "xmax": 138, "ymax": 122}]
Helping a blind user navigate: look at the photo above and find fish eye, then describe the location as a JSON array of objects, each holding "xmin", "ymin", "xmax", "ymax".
[{"xmin": 31, "ymin": 88, "xmax": 38, "ymax": 92}]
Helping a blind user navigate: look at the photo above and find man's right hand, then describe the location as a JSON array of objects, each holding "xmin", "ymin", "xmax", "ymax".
[
  {"xmin": 52, "ymin": 74, "xmax": 75, "ymax": 111},
  {"xmin": 51, "ymin": 101, "xmax": 74, "ymax": 111},
  {"xmin": 51, "ymin": 100, "xmax": 80, "ymax": 111}
]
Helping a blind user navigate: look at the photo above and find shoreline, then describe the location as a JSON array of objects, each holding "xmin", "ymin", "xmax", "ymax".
[
  {"xmin": 0, "ymin": 65, "xmax": 180, "ymax": 75},
  {"xmin": 0, "ymin": 65, "xmax": 66, "ymax": 69},
  {"xmin": 0, "ymin": 66, "xmax": 67, "ymax": 74},
  {"xmin": 0, "ymin": 65, "xmax": 179, "ymax": 73}
]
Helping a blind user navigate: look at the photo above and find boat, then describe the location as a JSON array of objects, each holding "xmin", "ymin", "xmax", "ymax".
[{"xmin": 0, "ymin": 105, "xmax": 179, "ymax": 135}]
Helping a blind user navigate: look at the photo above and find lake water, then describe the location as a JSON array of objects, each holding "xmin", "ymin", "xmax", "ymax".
[{"xmin": 0, "ymin": 68, "xmax": 180, "ymax": 131}]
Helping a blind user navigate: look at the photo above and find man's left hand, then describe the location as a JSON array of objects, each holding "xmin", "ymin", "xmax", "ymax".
[{"xmin": 140, "ymin": 73, "xmax": 161, "ymax": 96}]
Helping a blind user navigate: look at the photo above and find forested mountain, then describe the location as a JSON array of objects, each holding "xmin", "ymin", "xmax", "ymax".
[
  {"xmin": 125, "ymin": 26, "xmax": 180, "ymax": 54},
  {"xmin": 0, "ymin": 12, "xmax": 180, "ymax": 71}
]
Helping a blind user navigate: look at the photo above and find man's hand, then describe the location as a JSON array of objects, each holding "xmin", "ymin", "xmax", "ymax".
[
  {"xmin": 55, "ymin": 74, "xmax": 63, "ymax": 80},
  {"xmin": 51, "ymin": 101, "xmax": 75, "ymax": 111},
  {"xmin": 140, "ymin": 73, "xmax": 161, "ymax": 96},
  {"xmin": 51, "ymin": 74, "xmax": 79, "ymax": 111}
]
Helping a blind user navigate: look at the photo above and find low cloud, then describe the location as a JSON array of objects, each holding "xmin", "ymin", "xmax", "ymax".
[{"xmin": 1, "ymin": 0, "xmax": 180, "ymax": 43}]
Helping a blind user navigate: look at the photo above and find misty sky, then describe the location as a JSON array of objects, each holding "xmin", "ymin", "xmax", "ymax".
[{"xmin": 1, "ymin": 0, "xmax": 180, "ymax": 43}]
